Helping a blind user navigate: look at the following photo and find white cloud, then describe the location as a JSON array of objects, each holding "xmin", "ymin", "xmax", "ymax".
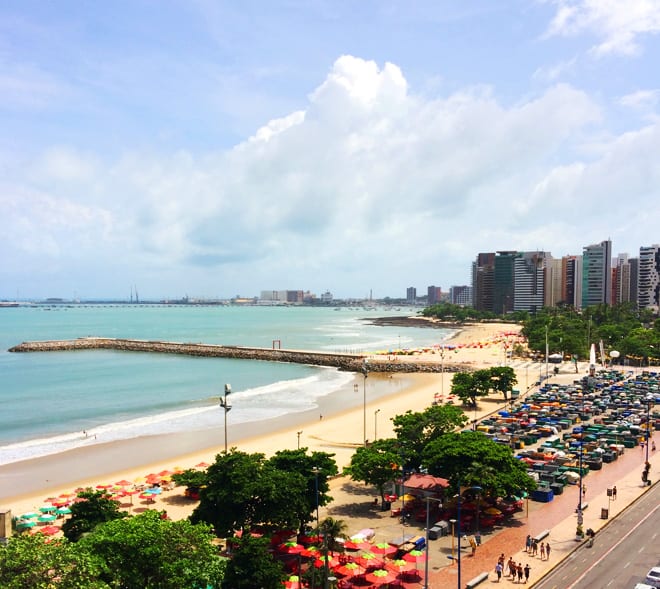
[
  {"xmin": 543, "ymin": 0, "xmax": 660, "ymax": 56},
  {"xmin": 2, "ymin": 55, "xmax": 658, "ymax": 297},
  {"xmin": 619, "ymin": 89, "xmax": 660, "ymax": 110},
  {"xmin": 532, "ymin": 57, "xmax": 578, "ymax": 83}
]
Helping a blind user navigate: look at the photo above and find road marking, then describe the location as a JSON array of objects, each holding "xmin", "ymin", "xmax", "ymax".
[
  {"xmin": 566, "ymin": 502, "xmax": 660, "ymax": 589},
  {"xmin": 624, "ymin": 561, "xmax": 631, "ymax": 569},
  {"xmin": 638, "ymin": 546, "xmax": 645, "ymax": 553}
]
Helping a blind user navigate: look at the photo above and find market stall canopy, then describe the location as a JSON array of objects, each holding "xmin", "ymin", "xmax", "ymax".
[{"xmin": 404, "ymin": 473, "xmax": 449, "ymax": 490}]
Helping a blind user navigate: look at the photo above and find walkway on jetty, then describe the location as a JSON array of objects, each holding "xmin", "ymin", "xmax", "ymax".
[{"xmin": 9, "ymin": 338, "xmax": 470, "ymax": 374}]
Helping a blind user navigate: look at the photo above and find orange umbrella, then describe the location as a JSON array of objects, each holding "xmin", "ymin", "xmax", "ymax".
[{"xmin": 115, "ymin": 479, "xmax": 133, "ymax": 487}]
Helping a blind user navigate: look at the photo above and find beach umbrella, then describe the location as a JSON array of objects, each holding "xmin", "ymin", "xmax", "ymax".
[
  {"xmin": 195, "ymin": 462, "xmax": 210, "ymax": 469},
  {"xmin": 365, "ymin": 569, "xmax": 396, "ymax": 585},
  {"xmin": 283, "ymin": 575, "xmax": 300, "ymax": 588},
  {"xmin": 115, "ymin": 479, "xmax": 133, "ymax": 487},
  {"xmin": 39, "ymin": 525, "xmax": 61, "ymax": 536},
  {"xmin": 370, "ymin": 542, "xmax": 397, "ymax": 557},
  {"xmin": 16, "ymin": 520, "xmax": 37, "ymax": 529},
  {"xmin": 402, "ymin": 549, "xmax": 425, "ymax": 564},
  {"xmin": 39, "ymin": 505, "xmax": 56, "ymax": 513},
  {"xmin": 299, "ymin": 546, "xmax": 320, "ymax": 558},
  {"xmin": 313, "ymin": 554, "xmax": 339, "ymax": 569},
  {"xmin": 95, "ymin": 484, "xmax": 113, "ymax": 490},
  {"xmin": 55, "ymin": 507, "xmax": 72, "ymax": 516},
  {"xmin": 334, "ymin": 562, "xmax": 362, "ymax": 578},
  {"xmin": 278, "ymin": 541, "xmax": 305, "ymax": 554},
  {"xmin": 386, "ymin": 559, "xmax": 416, "ymax": 574},
  {"xmin": 343, "ymin": 539, "xmax": 370, "ymax": 551},
  {"xmin": 38, "ymin": 514, "xmax": 57, "ymax": 522},
  {"xmin": 355, "ymin": 552, "xmax": 384, "ymax": 569},
  {"xmin": 19, "ymin": 512, "xmax": 38, "ymax": 520},
  {"xmin": 145, "ymin": 487, "xmax": 162, "ymax": 495}
]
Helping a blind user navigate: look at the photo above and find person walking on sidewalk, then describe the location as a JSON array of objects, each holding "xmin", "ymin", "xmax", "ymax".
[
  {"xmin": 612, "ymin": 485, "xmax": 617, "ymax": 500},
  {"xmin": 495, "ymin": 561, "xmax": 503, "ymax": 582},
  {"xmin": 517, "ymin": 563, "xmax": 524, "ymax": 583},
  {"xmin": 508, "ymin": 557, "xmax": 517, "ymax": 579},
  {"xmin": 546, "ymin": 542, "xmax": 551, "ymax": 560},
  {"xmin": 525, "ymin": 534, "xmax": 531, "ymax": 552},
  {"xmin": 524, "ymin": 563, "xmax": 531, "ymax": 583}
]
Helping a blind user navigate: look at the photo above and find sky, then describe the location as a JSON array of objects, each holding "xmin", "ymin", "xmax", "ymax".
[{"xmin": 1, "ymin": 0, "xmax": 660, "ymax": 301}]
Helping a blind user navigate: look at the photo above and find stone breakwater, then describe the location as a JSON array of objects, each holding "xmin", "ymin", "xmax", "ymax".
[{"xmin": 8, "ymin": 338, "xmax": 470, "ymax": 374}]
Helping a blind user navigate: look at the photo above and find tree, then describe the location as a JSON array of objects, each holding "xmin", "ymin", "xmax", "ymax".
[
  {"xmin": 62, "ymin": 489, "xmax": 125, "ymax": 542},
  {"xmin": 80, "ymin": 510, "xmax": 225, "ymax": 589},
  {"xmin": 343, "ymin": 440, "xmax": 400, "ymax": 502},
  {"xmin": 422, "ymin": 431, "xmax": 536, "ymax": 497},
  {"xmin": 171, "ymin": 467, "xmax": 207, "ymax": 492},
  {"xmin": 0, "ymin": 533, "xmax": 108, "ymax": 589},
  {"xmin": 488, "ymin": 366, "xmax": 517, "ymax": 400},
  {"xmin": 318, "ymin": 516, "xmax": 348, "ymax": 553},
  {"xmin": 190, "ymin": 450, "xmax": 308, "ymax": 537},
  {"xmin": 267, "ymin": 448, "xmax": 338, "ymax": 535},
  {"xmin": 223, "ymin": 534, "xmax": 284, "ymax": 589},
  {"xmin": 391, "ymin": 404, "xmax": 468, "ymax": 470}
]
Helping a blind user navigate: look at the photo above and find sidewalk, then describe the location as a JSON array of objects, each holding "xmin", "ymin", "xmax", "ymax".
[{"xmin": 427, "ymin": 428, "xmax": 659, "ymax": 588}]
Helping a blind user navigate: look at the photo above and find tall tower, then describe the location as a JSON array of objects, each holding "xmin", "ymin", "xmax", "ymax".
[
  {"xmin": 638, "ymin": 245, "xmax": 660, "ymax": 312},
  {"xmin": 581, "ymin": 240, "xmax": 612, "ymax": 307}
]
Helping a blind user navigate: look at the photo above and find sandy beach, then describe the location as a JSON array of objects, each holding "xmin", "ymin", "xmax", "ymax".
[{"xmin": 1, "ymin": 321, "xmax": 524, "ymax": 531}]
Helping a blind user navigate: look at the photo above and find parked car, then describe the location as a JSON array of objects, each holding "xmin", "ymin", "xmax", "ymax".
[{"xmin": 645, "ymin": 566, "xmax": 660, "ymax": 588}]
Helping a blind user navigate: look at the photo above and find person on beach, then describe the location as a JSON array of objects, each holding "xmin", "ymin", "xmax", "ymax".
[{"xmin": 524, "ymin": 563, "xmax": 531, "ymax": 583}]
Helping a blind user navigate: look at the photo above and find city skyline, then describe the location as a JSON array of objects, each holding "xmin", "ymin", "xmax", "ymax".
[{"xmin": 2, "ymin": 2, "xmax": 660, "ymax": 300}]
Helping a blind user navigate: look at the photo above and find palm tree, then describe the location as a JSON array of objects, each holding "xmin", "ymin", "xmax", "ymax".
[{"xmin": 317, "ymin": 516, "xmax": 348, "ymax": 553}]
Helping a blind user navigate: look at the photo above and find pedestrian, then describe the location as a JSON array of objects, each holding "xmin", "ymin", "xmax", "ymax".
[
  {"xmin": 546, "ymin": 543, "xmax": 551, "ymax": 560},
  {"xmin": 525, "ymin": 534, "xmax": 531, "ymax": 552},
  {"xmin": 495, "ymin": 562, "xmax": 503, "ymax": 582},
  {"xmin": 582, "ymin": 483, "xmax": 587, "ymax": 497},
  {"xmin": 612, "ymin": 485, "xmax": 617, "ymax": 500},
  {"xmin": 517, "ymin": 563, "xmax": 524, "ymax": 584},
  {"xmin": 470, "ymin": 535, "xmax": 477, "ymax": 556},
  {"xmin": 475, "ymin": 530, "xmax": 482, "ymax": 546},
  {"xmin": 540, "ymin": 541, "xmax": 545, "ymax": 560},
  {"xmin": 653, "ymin": 440, "xmax": 656, "ymax": 451},
  {"xmin": 533, "ymin": 539, "xmax": 539, "ymax": 556},
  {"xmin": 524, "ymin": 563, "xmax": 531, "ymax": 583},
  {"xmin": 508, "ymin": 557, "xmax": 516, "ymax": 578}
]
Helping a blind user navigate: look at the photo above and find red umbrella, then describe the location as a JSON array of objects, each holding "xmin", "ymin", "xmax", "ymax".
[
  {"xmin": 334, "ymin": 562, "xmax": 363, "ymax": 578},
  {"xmin": 402, "ymin": 549, "xmax": 425, "ymax": 564},
  {"xmin": 278, "ymin": 541, "xmax": 305, "ymax": 554},
  {"xmin": 355, "ymin": 552, "xmax": 384, "ymax": 570},
  {"xmin": 365, "ymin": 569, "xmax": 396, "ymax": 585},
  {"xmin": 195, "ymin": 461, "xmax": 210, "ymax": 468},
  {"xmin": 314, "ymin": 555, "xmax": 339, "ymax": 569},
  {"xmin": 343, "ymin": 540, "xmax": 370, "ymax": 551},
  {"xmin": 115, "ymin": 479, "xmax": 133, "ymax": 487},
  {"xmin": 300, "ymin": 546, "xmax": 320, "ymax": 559},
  {"xmin": 158, "ymin": 469, "xmax": 173, "ymax": 477},
  {"xmin": 386, "ymin": 559, "xmax": 417, "ymax": 573},
  {"xmin": 370, "ymin": 542, "xmax": 397, "ymax": 557},
  {"xmin": 38, "ymin": 525, "xmax": 61, "ymax": 536}
]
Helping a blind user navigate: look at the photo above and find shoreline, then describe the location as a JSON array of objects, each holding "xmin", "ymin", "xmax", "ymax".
[{"xmin": 0, "ymin": 322, "xmax": 523, "ymax": 525}]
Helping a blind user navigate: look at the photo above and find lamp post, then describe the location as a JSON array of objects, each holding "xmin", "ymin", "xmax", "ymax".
[
  {"xmin": 440, "ymin": 346, "xmax": 446, "ymax": 397},
  {"xmin": 423, "ymin": 496, "xmax": 443, "ymax": 589},
  {"xmin": 311, "ymin": 466, "xmax": 322, "ymax": 589},
  {"xmin": 449, "ymin": 518, "xmax": 456, "ymax": 561},
  {"xmin": 457, "ymin": 483, "xmax": 462, "ymax": 589},
  {"xmin": 472, "ymin": 486, "xmax": 482, "ymax": 535},
  {"xmin": 297, "ymin": 430, "xmax": 303, "ymax": 449},
  {"xmin": 645, "ymin": 394, "xmax": 653, "ymax": 465},
  {"xmin": 219, "ymin": 384, "xmax": 232, "ymax": 453},
  {"xmin": 374, "ymin": 409, "xmax": 380, "ymax": 441},
  {"xmin": 361, "ymin": 360, "xmax": 369, "ymax": 446}
]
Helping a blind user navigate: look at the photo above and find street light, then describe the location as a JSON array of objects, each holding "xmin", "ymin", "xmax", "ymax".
[
  {"xmin": 374, "ymin": 409, "xmax": 381, "ymax": 441},
  {"xmin": 297, "ymin": 430, "xmax": 303, "ymax": 449},
  {"xmin": 423, "ymin": 496, "xmax": 443, "ymax": 589},
  {"xmin": 361, "ymin": 360, "xmax": 369, "ymax": 446},
  {"xmin": 311, "ymin": 466, "xmax": 321, "ymax": 589},
  {"xmin": 440, "ymin": 346, "xmax": 446, "ymax": 397},
  {"xmin": 219, "ymin": 384, "xmax": 232, "ymax": 453}
]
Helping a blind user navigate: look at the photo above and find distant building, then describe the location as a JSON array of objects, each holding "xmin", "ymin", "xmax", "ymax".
[
  {"xmin": 582, "ymin": 240, "xmax": 612, "ymax": 307},
  {"xmin": 406, "ymin": 287, "xmax": 417, "ymax": 304},
  {"xmin": 493, "ymin": 251, "xmax": 517, "ymax": 315},
  {"xmin": 259, "ymin": 290, "xmax": 304, "ymax": 304},
  {"xmin": 638, "ymin": 245, "xmax": 660, "ymax": 312},
  {"xmin": 629, "ymin": 257, "xmax": 639, "ymax": 306},
  {"xmin": 320, "ymin": 291, "xmax": 333, "ymax": 303},
  {"xmin": 450, "ymin": 285, "xmax": 472, "ymax": 306},
  {"xmin": 472, "ymin": 253, "xmax": 495, "ymax": 312},
  {"xmin": 513, "ymin": 251, "xmax": 550, "ymax": 313},
  {"xmin": 613, "ymin": 253, "xmax": 632, "ymax": 305},
  {"xmin": 544, "ymin": 257, "xmax": 563, "ymax": 308},
  {"xmin": 561, "ymin": 255, "xmax": 582, "ymax": 309},
  {"xmin": 427, "ymin": 286, "xmax": 442, "ymax": 305}
]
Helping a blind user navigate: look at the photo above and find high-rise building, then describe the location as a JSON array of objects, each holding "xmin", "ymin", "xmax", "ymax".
[
  {"xmin": 450, "ymin": 285, "xmax": 472, "ymax": 306},
  {"xmin": 629, "ymin": 257, "xmax": 639, "ymax": 306},
  {"xmin": 544, "ymin": 257, "xmax": 562, "ymax": 308},
  {"xmin": 561, "ymin": 255, "xmax": 582, "ymax": 309},
  {"xmin": 472, "ymin": 253, "xmax": 495, "ymax": 312},
  {"xmin": 427, "ymin": 286, "xmax": 442, "ymax": 305},
  {"xmin": 613, "ymin": 253, "xmax": 632, "ymax": 304},
  {"xmin": 638, "ymin": 245, "xmax": 660, "ymax": 312},
  {"xmin": 582, "ymin": 240, "xmax": 612, "ymax": 307},
  {"xmin": 406, "ymin": 287, "xmax": 417, "ymax": 304},
  {"xmin": 493, "ymin": 252, "xmax": 517, "ymax": 315},
  {"xmin": 513, "ymin": 251, "xmax": 549, "ymax": 313}
]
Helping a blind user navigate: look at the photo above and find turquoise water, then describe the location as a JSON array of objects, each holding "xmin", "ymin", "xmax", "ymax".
[{"xmin": 0, "ymin": 305, "xmax": 452, "ymax": 464}]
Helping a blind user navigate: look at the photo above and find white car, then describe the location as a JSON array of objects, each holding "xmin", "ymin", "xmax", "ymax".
[{"xmin": 645, "ymin": 566, "xmax": 660, "ymax": 588}]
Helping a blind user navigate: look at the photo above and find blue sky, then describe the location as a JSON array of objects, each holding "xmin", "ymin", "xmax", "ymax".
[{"xmin": 1, "ymin": 0, "xmax": 659, "ymax": 300}]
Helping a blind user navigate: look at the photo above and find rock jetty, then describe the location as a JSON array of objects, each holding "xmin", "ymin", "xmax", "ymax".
[{"xmin": 8, "ymin": 338, "xmax": 470, "ymax": 374}]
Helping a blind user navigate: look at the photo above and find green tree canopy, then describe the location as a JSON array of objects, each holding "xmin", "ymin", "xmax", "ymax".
[
  {"xmin": 267, "ymin": 448, "xmax": 338, "ymax": 534},
  {"xmin": 391, "ymin": 404, "xmax": 468, "ymax": 469},
  {"xmin": 80, "ymin": 510, "xmax": 225, "ymax": 589},
  {"xmin": 0, "ymin": 534, "xmax": 108, "ymax": 589},
  {"xmin": 62, "ymin": 489, "xmax": 125, "ymax": 542},
  {"xmin": 343, "ymin": 439, "xmax": 400, "ymax": 500},
  {"xmin": 223, "ymin": 534, "xmax": 285, "ymax": 589},
  {"xmin": 422, "ymin": 430, "xmax": 536, "ymax": 497},
  {"xmin": 190, "ymin": 450, "xmax": 309, "ymax": 537}
]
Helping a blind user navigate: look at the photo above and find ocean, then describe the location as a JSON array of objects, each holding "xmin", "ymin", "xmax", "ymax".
[{"xmin": 0, "ymin": 305, "xmax": 453, "ymax": 466}]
